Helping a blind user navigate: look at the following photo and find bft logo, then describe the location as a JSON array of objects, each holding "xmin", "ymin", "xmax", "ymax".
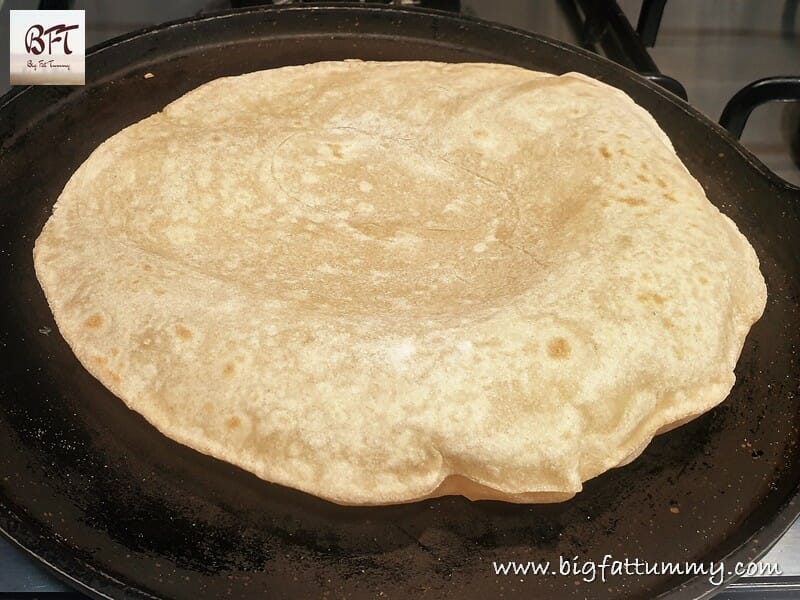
[
  {"xmin": 25, "ymin": 23, "xmax": 80, "ymax": 56},
  {"xmin": 10, "ymin": 10, "xmax": 85, "ymax": 85}
]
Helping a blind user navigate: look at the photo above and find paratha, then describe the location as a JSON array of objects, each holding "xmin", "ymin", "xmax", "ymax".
[{"xmin": 33, "ymin": 61, "xmax": 767, "ymax": 504}]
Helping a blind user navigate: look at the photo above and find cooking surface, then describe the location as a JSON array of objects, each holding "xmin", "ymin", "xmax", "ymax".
[{"xmin": 0, "ymin": 1, "xmax": 798, "ymax": 599}]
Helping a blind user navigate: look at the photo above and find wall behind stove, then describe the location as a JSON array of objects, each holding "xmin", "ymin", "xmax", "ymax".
[{"xmin": 616, "ymin": 0, "xmax": 799, "ymax": 185}]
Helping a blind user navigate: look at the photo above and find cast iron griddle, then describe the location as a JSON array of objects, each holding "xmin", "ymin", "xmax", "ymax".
[{"xmin": 1, "ymin": 5, "xmax": 799, "ymax": 600}]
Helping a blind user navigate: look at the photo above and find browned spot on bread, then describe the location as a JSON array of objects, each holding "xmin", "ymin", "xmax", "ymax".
[
  {"xmin": 110, "ymin": 348, "xmax": 118, "ymax": 357},
  {"xmin": 637, "ymin": 173, "xmax": 650, "ymax": 183},
  {"xmin": 655, "ymin": 176, "xmax": 667, "ymax": 188},
  {"xmin": 226, "ymin": 416, "xmax": 241, "ymax": 430},
  {"xmin": 663, "ymin": 193, "xmax": 677, "ymax": 202},
  {"xmin": 223, "ymin": 362, "xmax": 235, "ymax": 377},
  {"xmin": 202, "ymin": 401, "xmax": 213, "ymax": 413},
  {"xmin": 90, "ymin": 355, "xmax": 121, "ymax": 385},
  {"xmin": 495, "ymin": 223, "xmax": 515, "ymax": 240},
  {"xmin": 638, "ymin": 292, "xmax": 666, "ymax": 304},
  {"xmin": 599, "ymin": 145, "xmax": 611, "ymax": 159},
  {"xmin": 547, "ymin": 337, "xmax": 571, "ymax": 360},
  {"xmin": 617, "ymin": 196, "xmax": 647, "ymax": 207},
  {"xmin": 175, "ymin": 324, "xmax": 193, "ymax": 340},
  {"xmin": 328, "ymin": 143, "xmax": 343, "ymax": 159},
  {"xmin": 143, "ymin": 264, "xmax": 153, "ymax": 271},
  {"xmin": 85, "ymin": 313, "xmax": 103, "ymax": 328},
  {"xmin": 473, "ymin": 129, "xmax": 488, "ymax": 139},
  {"xmin": 661, "ymin": 318, "xmax": 674, "ymax": 329},
  {"xmin": 640, "ymin": 161, "xmax": 649, "ymax": 171},
  {"xmin": 641, "ymin": 272, "xmax": 652, "ymax": 281},
  {"xmin": 699, "ymin": 276, "xmax": 709, "ymax": 284},
  {"xmin": 154, "ymin": 289, "xmax": 166, "ymax": 296}
]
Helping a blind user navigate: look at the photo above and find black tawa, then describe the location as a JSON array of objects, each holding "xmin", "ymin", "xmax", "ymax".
[{"xmin": 1, "ymin": 5, "xmax": 799, "ymax": 600}]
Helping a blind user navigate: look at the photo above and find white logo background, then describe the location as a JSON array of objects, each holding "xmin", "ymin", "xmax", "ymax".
[{"xmin": 10, "ymin": 10, "xmax": 85, "ymax": 85}]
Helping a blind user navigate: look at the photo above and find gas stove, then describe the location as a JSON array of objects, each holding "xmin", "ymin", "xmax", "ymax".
[{"xmin": 1, "ymin": 1, "xmax": 798, "ymax": 598}]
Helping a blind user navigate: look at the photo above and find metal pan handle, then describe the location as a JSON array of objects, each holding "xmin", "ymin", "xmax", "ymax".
[{"xmin": 719, "ymin": 76, "xmax": 800, "ymax": 200}]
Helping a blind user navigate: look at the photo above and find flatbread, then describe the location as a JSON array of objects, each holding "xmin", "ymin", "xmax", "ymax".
[{"xmin": 33, "ymin": 61, "xmax": 767, "ymax": 504}]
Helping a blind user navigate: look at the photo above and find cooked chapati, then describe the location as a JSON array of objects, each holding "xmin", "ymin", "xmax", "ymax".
[{"xmin": 33, "ymin": 61, "xmax": 767, "ymax": 504}]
